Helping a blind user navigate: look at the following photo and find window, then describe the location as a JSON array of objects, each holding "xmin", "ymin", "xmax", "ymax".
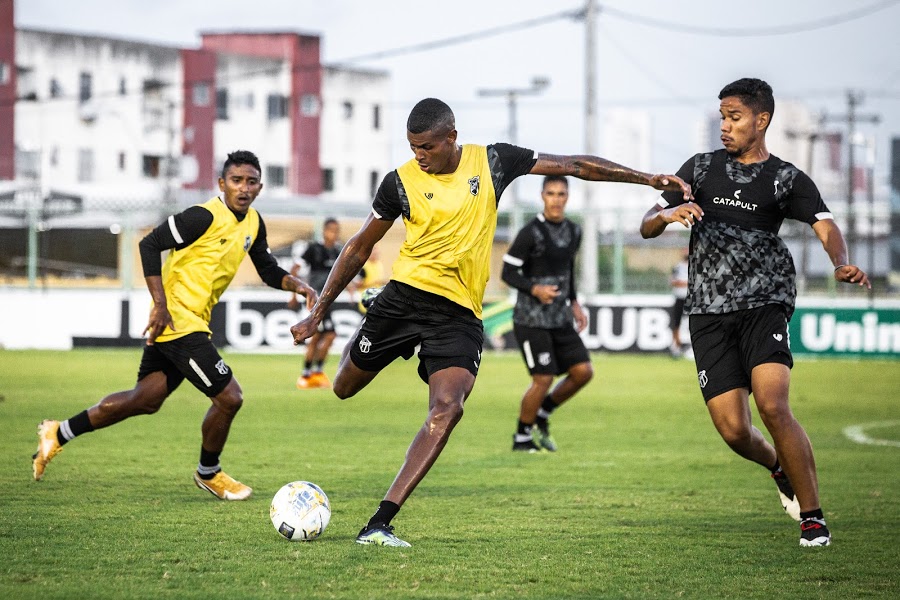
[
  {"xmin": 266, "ymin": 165, "xmax": 287, "ymax": 188},
  {"xmin": 300, "ymin": 94, "xmax": 319, "ymax": 117},
  {"xmin": 373, "ymin": 104, "xmax": 381, "ymax": 130},
  {"xmin": 267, "ymin": 94, "xmax": 288, "ymax": 120},
  {"xmin": 0, "ymin": 62, "xmax": 8, "ymax": 85},
  {"xmin": 216, "ymin": 89, "xmax": 228, "ymax": 119},
  {"xmin": 79, "ymin": 72, "xmax": 92, "ymax": 103},
  {"xmin": 369, "ymin": 170, "xmax": 379, "ymax": 198},
  {"xmin": 77, "ymin": 148, "xmax": 94, "ymax": 182},
  {"xmin": 118, "ymin": 152, "xmax": 126, "ymax": 171},
  {"xmin": 342, "ymin": 101, "xmax": 353, "ymax": 120},
  {"xmin": 142, "ymin": 155, "xmax": 162, "ymax": 178},
  {"xmin": 345, "ymin": 166, "xmax": 353, "ymax": 185},
  {"xmin": 193, "ymin": 82, "xmax": 210, "ymax": 107},
  {"xmin": 322, "ymin": 168, "xmax": 334, "ymax": 192},
  {"xmin": 49, "ymin": 78, "xmax": 62, "ymax": 98},
  {"xmin": 118, "ymin": 77, "xmax": 127, "ymax": 96}
]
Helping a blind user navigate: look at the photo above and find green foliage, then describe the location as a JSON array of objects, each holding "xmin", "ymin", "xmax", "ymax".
[{"xmin": 1, "ymin": 350, "xmax": 898, "ymax": 599}]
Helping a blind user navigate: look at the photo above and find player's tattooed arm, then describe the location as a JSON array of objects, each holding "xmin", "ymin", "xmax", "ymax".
[{"xmin": 531, "ymin": 154, "xmax": 692, "ymax": 200}]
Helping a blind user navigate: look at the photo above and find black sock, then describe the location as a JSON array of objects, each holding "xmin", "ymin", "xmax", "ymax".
[
  {"xmin": 769, "ymin": 459, "xmax": 781, "ymax": 474},
  {"xmin": 517, "ymin": 420, "xmax": 533, "ymax": 436},
  {"xmin": 303, "ymin": 360, "xmax": 313, "ymax": 377},
  {"xmin": 57, "ymin": 410, "xmax": 95, "ymax": 446},
  {"xmin": 367, "ymin": 500, "xmax": 400, "ymax": 528},
  {"xmin": 197, "ymin": 447, "xmax": 221, "ymax": 480},
  {"xmin": 314, "ymin": 360, "xmax": 324, "ymax": 373},
  {"xmin": 800, "ymin": 508, "xmax": 824, "ymax": 521}
]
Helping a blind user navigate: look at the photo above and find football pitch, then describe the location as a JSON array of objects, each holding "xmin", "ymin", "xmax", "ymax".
[{"xmin": 1, "ymin": 349, "xmax": 898, "ymax": 599}]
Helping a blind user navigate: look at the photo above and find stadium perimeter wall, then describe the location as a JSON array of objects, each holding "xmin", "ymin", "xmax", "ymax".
[{"xmin": 1, "ymin": 289, "xmax": 898, "ymax": 359}]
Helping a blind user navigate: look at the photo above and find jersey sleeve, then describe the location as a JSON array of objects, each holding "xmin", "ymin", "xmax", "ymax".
[
  {"xmin": 786, "ymin": 170, "xmax": 831, "ymax": 225},
  {"xmin": 488, "ymin": 143, "xmax": 538, "ymax": 200},
  {"xmin": 501, "ymin": 223, "xmax": 535, "ymax": 293},
  {"xmin": 659, "ymin": 156, "xmax": 697, "ymax": 208},
  {"xmin": 248, "ymin": 216, "xmax": 290, "ymax": 289},
  {"xmin": 138, "ymin": 205, "xmax": 213, "ymax": 277},
  {"xmin": 371, "ymin": 171, "xmax": 402, "ymax": 221}
]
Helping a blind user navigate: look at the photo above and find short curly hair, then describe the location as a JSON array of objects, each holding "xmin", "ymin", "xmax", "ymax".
[
  {"xmin": 719, "ymin": 78, "xmax": 775, "ymax": 121},
  {"xmin": 222, "ymin": 150, "xmax": 261, "ymax": 178}
]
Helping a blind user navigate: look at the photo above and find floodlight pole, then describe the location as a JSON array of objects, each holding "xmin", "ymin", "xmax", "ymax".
[
  {"xmin": 478, "ymin": 76, "xmax": 550, "ymax": 237},
  {"xmin": 582, "ymin": 0, "xmax": 599, "ymax": 296}
]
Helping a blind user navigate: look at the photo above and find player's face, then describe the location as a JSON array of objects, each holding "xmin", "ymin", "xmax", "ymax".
[
  {"xmin": 407, "ymin": 127, "xmax": 459, "ymax": 175},
  {"xmin": 218, "ymin": 163, "xmax": 263, "ymax": 214},
  {"xmin": 541, "ymin": 181, "xmax": 569, "ymax": 223},
  {"xmin": 719, "ymin": 96, "xmax": 768, "ymax": 158},
  {"xmin": 322, "ymin": 222, "xmax": 340, "ymax": 246}
]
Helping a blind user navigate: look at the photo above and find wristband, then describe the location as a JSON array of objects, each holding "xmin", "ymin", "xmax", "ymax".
[{"xmin": 833, "ymin": 264, "xmax": 848, "ymax": 272}]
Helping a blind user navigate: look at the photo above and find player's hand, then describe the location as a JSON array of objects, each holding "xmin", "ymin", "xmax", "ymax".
[
  {"xmin": 572, "ymin": 302, "xmax": 588, "ymax": 333},
  {"xmin": 661, "ymin": 202, "xmax": 704, "ymax": 228},
  {"xmin": 142, "ymin": 305, "xmax": 174, "ymax": 346},
  {"xmin": 531, "ymin": 284, "xmax": 560, "ymax": 305},
  {"xmin": 834, "ymin": 264, "xmax": 871, "ymax": 289},
  {"xmin": 649, "ymin": 174, "xmax": 693, "ymax": 201},
  {"xmin": 290, "ymin": 317, "xmax": 319, "ymax": 345}
]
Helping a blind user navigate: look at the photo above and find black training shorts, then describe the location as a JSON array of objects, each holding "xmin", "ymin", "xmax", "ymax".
[
  {"xmin": 688, "ymin": 303, "xmax": 793, "ymax": 402},
  {"xmin": 513, "ymin": 322, "xmax": 590, "ymax": 376},
  {"xmin": 137, "ymin": 331, "xmax": 233, "ymax": 396},
  {"xmin": 348, "ymin": 281, "xmax": 484, "ymax": 383}
]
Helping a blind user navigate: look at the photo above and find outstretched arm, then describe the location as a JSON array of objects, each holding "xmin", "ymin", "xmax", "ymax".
[
  {"xmin": 290, "ymin": 214, "xmax": 393, "ymax": 344},
  {"xmin": 531, "ymin": 154, "xmax": 693, "ymax": 200},
  {"xmin": 812, "ymin": 219, "xmax": 871, "ymax": 289}
]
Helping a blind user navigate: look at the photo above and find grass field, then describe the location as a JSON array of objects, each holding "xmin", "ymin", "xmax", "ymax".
[{"xmin": 1, "ymin": 349, "xmax": 898, "ymax": 599}]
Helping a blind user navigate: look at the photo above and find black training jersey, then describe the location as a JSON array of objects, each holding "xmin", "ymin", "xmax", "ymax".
[
  {"xmin": 502, "ymin": 214, "xmax": 581, "ymax": 329},
  {"xmin": 302, "ymin": 242, "xmax": 342, "ymax": 292},
  {"xmin": 660, "ymin": 150, "xmax": 832, "ymax": 317}
]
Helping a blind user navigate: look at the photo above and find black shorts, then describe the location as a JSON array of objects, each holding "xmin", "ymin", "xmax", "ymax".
[
  {"xmin": 348, "ymin": 281, "xmax": 484, "ymax": 384},
  {"xmin": 513, "ymin": 323, "xmax": 590, "ymax": 376},
  {"xmin": 688, "ymin": 304, "xmax": 793, "ymax": 402},
  {"xmin": 671, "ymin": 297, "xmax": 686, "ymax": 329},
  {"xmin": 137, "ymin": 332, "xmax": 233, "ymax": 396}
]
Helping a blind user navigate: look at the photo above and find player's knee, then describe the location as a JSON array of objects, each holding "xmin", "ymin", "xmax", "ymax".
[
  {"xmin": 215, "ymin": 389, "xmax": 244, "ymax": 415},
  {"xmin": 332, "ymin": 379, "xmax": 358, "ymax": 400},
  {"xmin": 756, "ymin": 401, "xmax": 794, "ymax": 430},
  {"xmin": 430, "ymin": 396, "xmax": 464, "ymax": 428},
  {"xmin": 719, "ymin": 423, "xmax": 752, "ymax": 450},
  {"xmin": 571, "ymin": 363, "xmax": 594, "ymax": 386}
]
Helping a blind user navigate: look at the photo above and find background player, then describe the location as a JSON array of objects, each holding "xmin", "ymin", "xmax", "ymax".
[
  {"xmin": 501, "ymin": 175, "xmax": 592, "ymax": 453},
  {"xmin": 669, "ymin": 247, "xmax": 689, "ymax": 358},
  {"xmin": 640, "ymin": 78, "xmax": 870, "ymax": 547},
  {"xmin": 290, "ymin": 98, "xmax": 691, "ymax": 547},
  {"xmin": 291, "ymin": 217, "xmax": 342, "ymax": 389},
  {"xmin": 32, "ymin": 150, "xmax": 317, "ymax": 500}
]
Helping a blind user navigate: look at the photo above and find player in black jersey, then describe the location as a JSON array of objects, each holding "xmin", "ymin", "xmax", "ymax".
[
  {"xmin": 502, "ymin": 176, "xmax": 592, "ymax": 453},
  {"xmin": 290, "ymin": 98, "xmax": 692, "ymax": 547},
  {"xmin": 640, "ymin": 78, "xmax": 870, "ymax": 547},
  {"xmin": 291, "ymin": 218, "xmax": 343, "ymax": 389}
]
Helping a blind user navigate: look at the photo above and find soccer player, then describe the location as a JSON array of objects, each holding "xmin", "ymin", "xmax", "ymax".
[
  {"xmin": 640, "ymin": 78, "xmax": 870, "ymax": 547},
  {"xmin": 669, "ymin": 247, "xmax": 689, "ymax": 358},
  {"xmin": 291, "ymin": 217, "xmax": 342, "ymax": 389},
  {"xmin": 32, "ymin": 150, "xmax": 317, "ymax": 500},
  {"xmin": 290, "ymin": 98, "xmax": 691, "ymax": 547},
  {"xmin": 501, "ymin": 175, "xmax": 592, "ymax": 453}
]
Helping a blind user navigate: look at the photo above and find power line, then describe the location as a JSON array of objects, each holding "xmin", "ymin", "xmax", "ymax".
[{"xmin": 601, "ymin": 0, "xmax": 900, "ymax": 37}]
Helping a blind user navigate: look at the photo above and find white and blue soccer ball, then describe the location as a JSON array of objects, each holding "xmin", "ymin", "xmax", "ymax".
[{"xmin": 270, "ymin": 481, "xmax": 331, "ymax": 541}]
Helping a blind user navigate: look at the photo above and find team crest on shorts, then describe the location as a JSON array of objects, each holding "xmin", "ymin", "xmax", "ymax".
[
  {"xmin": 359, "ymin": 335, "xmax": 371, "ymax": 353},
  {"xmin": 697, "ymin": 370, "xmax": 708, "ymax": 389},
  {"xmin": 215, "ymin": 359, "xmax": 229, "ymax": 375},
  {"xmin": 538, "ymin": 352, "xmax": 551, "ymax": 366},
  {"xmin": 468, "ymin": 175, "xmax": 480, "ymax": 196}
]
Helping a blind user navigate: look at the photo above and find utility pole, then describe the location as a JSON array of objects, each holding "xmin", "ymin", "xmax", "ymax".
[
  {"xmin": 822, "ymin": 91, "xmax": 879, "ymax": 263},
  {"xmin": 478, "ymin": 76, "xmax": 550, "ymax": 236},
  {"xmin": 581, "ymin": 0, "xmax": 599, "ymax": 296}
]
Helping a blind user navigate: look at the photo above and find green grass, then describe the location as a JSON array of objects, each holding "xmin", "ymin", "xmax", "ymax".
[{"xmin": 1, "ymin": 350, "xmax": 898, "ymax": 599}]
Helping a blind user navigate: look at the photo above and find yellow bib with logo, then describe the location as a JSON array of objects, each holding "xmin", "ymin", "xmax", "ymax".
[
  {"xmin": 392, "ymin": 144, "xmax": 497, "ymax": 318},
  {"xmin": 156, "ymin": 197, "xmax": 259, "ymax": 342}
]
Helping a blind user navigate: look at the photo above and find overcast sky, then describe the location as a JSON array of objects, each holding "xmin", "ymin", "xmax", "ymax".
[{"xmin": 15, "ymin": 0, "xmax": 900, "ymax": 202}]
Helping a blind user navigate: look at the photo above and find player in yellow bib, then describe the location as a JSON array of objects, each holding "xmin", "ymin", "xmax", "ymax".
[
  {"xmin": 32, "ymin": 151, "xmax": 317, "ymax": 500},
  {"xmin": 290, "ymin": 98, "xmax": 692, "ymax": 547}
]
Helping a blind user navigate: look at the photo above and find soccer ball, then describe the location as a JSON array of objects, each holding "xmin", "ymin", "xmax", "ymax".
[{"xmin": 270, "ymin": 481, "xmax": 331, "ymax": 541}]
